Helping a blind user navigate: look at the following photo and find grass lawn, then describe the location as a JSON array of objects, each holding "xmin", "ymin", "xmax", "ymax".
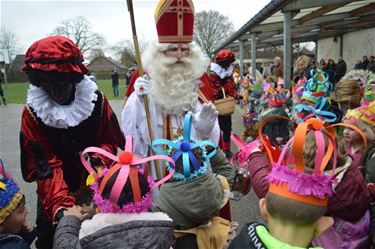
[{"xmin": 2, "ymin": 79, "xmax": 128, "ymax": 104}]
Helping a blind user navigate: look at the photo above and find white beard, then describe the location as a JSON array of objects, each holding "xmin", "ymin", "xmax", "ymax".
[{"xmin": 142, "ymin": 42, "xmax": 209, "ymax": 115}]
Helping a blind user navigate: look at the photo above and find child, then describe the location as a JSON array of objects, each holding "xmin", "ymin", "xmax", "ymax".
[
  {"xmin": 244, "ymin": 117, "xmax": 371, "ymax": 248},
  {"xmin": 229, "ymin": 118, "xmax": 336, "ymax": 248},
  {"xmin": 53, "ymin": 135, "xmax": 175, "ymax": 249},
  {"xmin": 342, "ymin": 103, "xmax": 374, "ymax": 168},
  {"xmin": 151, "ymin": 113, "xmax": 235, "ymax": 249},
  {"xmin": 0, "ymin": 159, "xmax": 36, "ymax": 249}
]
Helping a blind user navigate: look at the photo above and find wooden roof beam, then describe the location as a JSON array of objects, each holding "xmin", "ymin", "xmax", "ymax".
[
  {"xmin": 283, "ymin": 0, "xmax": 359, "ymax": 12},
  {"xmin": 299, "ymin": 3, "xmax": 348, "ymax": 24},
  {"xmin": 351, "ymin": 2, "xmax": 375, "ymax": 16}
]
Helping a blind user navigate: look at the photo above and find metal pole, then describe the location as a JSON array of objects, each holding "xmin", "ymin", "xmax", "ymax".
[
  {"xmin": 283, "ymin": 11, "xmax": 292, "ymax": 89},
  {"xmin": 239, "ymin": 40, "xmax": 244, "ymax": 81},
  {"xmin": 251, "ymin": 33, "xmax": 257, "ymax": 80}
]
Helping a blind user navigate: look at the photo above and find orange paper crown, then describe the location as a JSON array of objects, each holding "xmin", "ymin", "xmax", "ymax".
[{"xmin": 155, "ymin": 0, "xmax": 195, "ymax": 43}]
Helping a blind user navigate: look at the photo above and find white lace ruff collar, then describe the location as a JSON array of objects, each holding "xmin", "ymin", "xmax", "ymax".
[
  {"xmin": 210, "ymin": 63, "xmax": 234, "ymax": 79},
  {"xmin": 27, "ymin": 75, "xmax": 98, "ymax": 129}
]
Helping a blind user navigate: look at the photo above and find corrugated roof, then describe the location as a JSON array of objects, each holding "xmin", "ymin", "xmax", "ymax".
[{"xmin": 214, "ymin": 0, "xmax": 375, "ymax": 54}]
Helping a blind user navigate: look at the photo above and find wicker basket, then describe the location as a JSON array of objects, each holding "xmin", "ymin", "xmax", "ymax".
[{"xmin": 214, "ymin": 87, "xmax": 236, "ymax": 116}]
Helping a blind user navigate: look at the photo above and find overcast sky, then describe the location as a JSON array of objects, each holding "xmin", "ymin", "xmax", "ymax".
[{"xmin": 1, "ymin": 0, "xmax": 271, "ymax": 56}]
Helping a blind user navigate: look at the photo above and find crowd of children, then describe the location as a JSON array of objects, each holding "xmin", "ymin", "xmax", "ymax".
[{"xmin": 1, "ymin": 0, "xmax": 375, "ymax": 248}]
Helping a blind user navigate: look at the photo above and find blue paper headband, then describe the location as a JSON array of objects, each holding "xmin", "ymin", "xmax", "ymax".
[
  {"xmin": 303, "ymin": 69, "xmax": 333, "ymax": 98},
  {"xmin": 294, "ymin": 98, "xmax": 337, "ymax": 123},
  {"xmin": 152, "ymin": 114, "xmax": 217, "ymax": 181}
]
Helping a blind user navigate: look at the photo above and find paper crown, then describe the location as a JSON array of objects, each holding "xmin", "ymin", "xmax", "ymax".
[
  {"xmin": 155, "ymin": 0, "xmax": 195, "ymax": 43},
  {"xmin": 242, "ymin": 112, "xmax": 258, "ymax": 126},
  {"xmin": 302, "ymin": 69, "xmax": 332, "ymax": 104},
  {"xmin": 294, "ymin": 98, "xmax": 337, "ymax": 124},
  {"xmin": 345, "ymin": 101, "xmax": 375, "ymax": 126},
  {"xmin": 0, "ymin": 159, "xmax": 23, "ymax": 224},
  {"xmin": 80, "ymin": 135, "xmax": 175, "ymax": 213},
  {"xmin": 152, "ymin": 113, "xmax": 217, "ymax": 181},
  {"xmin": 266, "ymin": 91, "xmax": 286, "ymax": 108},
  {"xmin": 267, "ymin": 118, "xmax": 337, "ymax": 206},
  {"xmin": 267, "ymin": 118, "xmax": 367, "ymax": 206},
  {"xmin": 23, "ymin": 36, "xmax": 89, "ymax": 75},
  {"xmin": 230, "ymin": 134, "xmax": 260, "ymax": 167},
  {"xmin": 292, "ymin": 76, "xmax": 307, "ymax": 97},
  {"xmin": 215, "ymin": 50, "xmax": 235, "ymax": 63},
  {"xmin": 364, "ymin": 73, "xmax": 375, "ymax": 103}
]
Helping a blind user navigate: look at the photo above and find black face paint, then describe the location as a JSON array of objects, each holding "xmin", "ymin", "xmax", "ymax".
[{"xmin": 40, "ymin": 80, "xmax": 75, "ymax": 105}]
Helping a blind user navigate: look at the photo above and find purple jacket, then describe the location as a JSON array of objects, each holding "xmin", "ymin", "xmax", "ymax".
[{"xmin": 247, "ymin": 152, "xmax": 370, "ymax": 223}]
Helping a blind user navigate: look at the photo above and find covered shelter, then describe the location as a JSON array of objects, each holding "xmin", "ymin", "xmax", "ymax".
[{"xmin": 214, "ymin": 0, "xmax": 375, "ymax": 88}]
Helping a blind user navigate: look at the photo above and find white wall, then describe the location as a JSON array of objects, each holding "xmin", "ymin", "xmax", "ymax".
[{"xmin": 317, "ymin": 27, "xmax": 375, "ymax": 70}]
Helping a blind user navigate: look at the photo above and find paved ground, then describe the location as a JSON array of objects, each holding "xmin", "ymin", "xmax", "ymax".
[{"xmin": 0, "ymin": 100, "xmax": 261, "ymax": 246}]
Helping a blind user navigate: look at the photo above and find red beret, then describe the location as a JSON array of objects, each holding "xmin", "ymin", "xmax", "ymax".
[
  {"xmin": 215, "ymin": 50, "xmax": 235, "ymax": 63},
  {"xmin": 23, "ymin": 36, "xmax": 88, "ymax": 74}
]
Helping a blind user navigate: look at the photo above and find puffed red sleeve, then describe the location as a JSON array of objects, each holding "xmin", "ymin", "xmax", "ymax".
[
  {"xmin": 20, "ymin": 106, "xmax": 75, "ymax": 221},
  {"xmin": 97, "ymin": 95, "xmax": 125, "ymax": 156},
  {"xmin": 225, "ymin": 77, "xmax": 239, "ymax": 99},
  {"xmin": 246, "ymin": 151, "xmax": 271, "ymax": 199}
]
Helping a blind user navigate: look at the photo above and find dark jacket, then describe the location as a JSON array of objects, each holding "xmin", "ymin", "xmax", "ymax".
[
  {"xmin": 53, "ymin": 212, "xmax": 174, "ymax": 249},
  {"xmin": 0, "ymin": 233, "xmax": 31, "ymax": 249},
  {"xmin": 335, "ymin": 60, "xmax": 347, "ymax": 82},
  {"xmin": 246, "ymin": 152, "xmax": 370, "ymax": 223}
]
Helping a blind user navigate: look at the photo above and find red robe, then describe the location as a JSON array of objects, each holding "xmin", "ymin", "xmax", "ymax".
[
  {"xmin": 208, "ymin": 72, "xmax": 239, "ymax": 100},
  {"xmin": 20, "ymin": 91, "xmax": 124, "ymax": 221}
]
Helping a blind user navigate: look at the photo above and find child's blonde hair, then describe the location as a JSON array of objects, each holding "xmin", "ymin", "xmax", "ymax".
[
  {"xmin": 335, "ymin": 79, "xmax": 362, "ymax": 105},
  {"xmin": 294, "ymin": 55, "xmax": 311, "ymax": 74}
]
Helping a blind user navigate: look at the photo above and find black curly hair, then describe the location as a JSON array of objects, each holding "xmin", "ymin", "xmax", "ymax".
[{"xmin": 25, "ymin": 69, "xmax": 83, "ymax": 87}]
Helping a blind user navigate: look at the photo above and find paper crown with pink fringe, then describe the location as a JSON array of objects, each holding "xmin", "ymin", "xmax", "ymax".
[
  {"xmin": 267, "ymin": 118, "xmax": 337, "ymax": 206},
  {"xmin": 345, "ymin": 101, "xmax": 375, "ymax": 126},
  {"xmin": 266, "ymin": 118, "xmax": 367, "ymax": 206},
  {"xmin": 80, "ymin": 135, "xmax": 175, "ymax": 213}
]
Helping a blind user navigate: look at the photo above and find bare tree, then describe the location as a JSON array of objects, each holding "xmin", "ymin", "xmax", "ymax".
[
  {"xmin": 111, "ymin": 39, "xmax": 149, "ymax": 68},
  {"xmin": 0, "ymin": 29, "xmax": 21, "ymax": 64},
  {"xmin": 51, "ymin": 16, "xmax": 105, "ymax": 56},
  {"xmin": 87, "ymin": 48, "xmax": 105, "ymax": 63},
  {"xmin": 193, "ymin": 10, "xmax": 235, "ymax": 58}
]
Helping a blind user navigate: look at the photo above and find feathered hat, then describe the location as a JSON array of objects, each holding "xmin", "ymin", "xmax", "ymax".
[
  {"xmin": 155, "ymin": 0, "xmax": 195, "ymax": 43},
  {"xmin": 23, "ymin": 36, "xmax": 88, "ymax": 75},
  {"xmin": 0, "ymin": 159, "xmax": 24, "ymax": 224},
  {"xmin": 152, "ymin": 113, "xmax": 217, "ymax": 181},
  {"xmin": 80, "ymin": 135, "xmax": 175, "ymax": 213}
]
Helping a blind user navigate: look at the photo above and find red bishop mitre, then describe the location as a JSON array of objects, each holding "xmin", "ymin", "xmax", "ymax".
[{"xmin": 155, "ymin": 0, "xmax": 195, "ymax": 43}]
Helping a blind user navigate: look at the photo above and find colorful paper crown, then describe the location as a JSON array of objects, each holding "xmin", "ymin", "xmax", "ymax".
[
  {"xmin": 80, "ymin": 135, "xmax": 175, "ymax": 213},
  {"xmin": 230, "ymin": 134, "xmax": 260, "ymax": 167},
  {"xmin": 155, "ymin": 0, "xmax": 195, "ymax": 43},
  {"xmin": 0, "ymin": 159, "xmax": 23, "ymax": 224},
  {"xmin": 294, "ymin": 98, "xmax": 337, "ymax": 124},
  {"xmin": 267, "ymin": 118, "xmax": 338, "ymax": 206},
  {"xmin": 292, "ymin": 76, "xmax": 307, "ymax": 97},
  {"xmin": 302, "ymin": 69, "xmax": 332, "ymax": 104},
  {"xmin": 242, "ymin": 112, "xmax": 258, "ymax": 126},
  {"xmin": 266, "ymin": 91, "xmax": 286, "ymax": 108},
  {"xmin": 23, "ymin": 36, "xmax": 89, "ymax": 74},
  {"xmin": 215, "ymin": 50, "xmax": 235, "ymax": 64},
  {"xmin": 152, "ymin": 113, "xmax": 217, "ymax": 181},
  {"xmin": 267, "ymin": 118, "xmax": 367, "ymax": 206},
  {"xmin": 364, "ymin": 73, "xmax": 375, "ymax": 103},
  {"xmin": 345, "ymin": 101, "xmax": 375, "ymax": 126}
]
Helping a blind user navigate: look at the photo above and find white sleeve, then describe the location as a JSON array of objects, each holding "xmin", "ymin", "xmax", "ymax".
[{"xmin": 121, "ymin": 93, "xmax": 149, "ymax": 157}]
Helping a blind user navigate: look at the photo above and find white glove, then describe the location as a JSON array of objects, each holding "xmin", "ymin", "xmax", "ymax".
[
  {"xmin": 192, "ymin": 103, "xmax": 218, "ymax": 140},
  {"xmin": 134, "ymin": 75, "xmax": 151, "ymax": 96}
]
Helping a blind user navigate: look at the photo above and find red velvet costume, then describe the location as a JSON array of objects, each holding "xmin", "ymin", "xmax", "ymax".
[
  {"xmin": 20, "ymin": 91, "xmax": 124, "ymax": 221},
  {"xmin": 208, "ymin": 73, "xmax": 239, "ymax": 101}
]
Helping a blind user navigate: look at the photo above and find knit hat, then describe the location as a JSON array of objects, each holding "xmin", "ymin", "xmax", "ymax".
[
  {"xmin": 155, "ymin": 0, "xmax": 195, "ymax": 43},
  {"xmin": 80, "ymin": 135, "xmax": 175, "ymax": 213},
  {"xmin": 0, "ymin": 159, "xmax": 24, "ymax": 224},
  {"xmin": 23, "ymin": 36, "xmax": 88, "ymax": 74},
  {"xmin": 152, "ymin": 113, "xmax": 217, "ymax": 181}
]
